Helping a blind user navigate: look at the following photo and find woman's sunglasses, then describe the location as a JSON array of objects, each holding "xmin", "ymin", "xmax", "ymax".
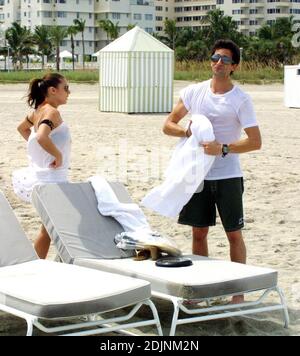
[
  {"xmin": 211, "ymin": 54, "xmax": 235, "ymax": 65},
  {"xmin": 63, "ymin": 85, "xmax": 70, "ymax": 92}
]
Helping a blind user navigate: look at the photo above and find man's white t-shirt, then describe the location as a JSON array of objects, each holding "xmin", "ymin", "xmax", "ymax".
[{"xmin": 180, "ymin": 79, "xmax": 258, "ymax": 180}]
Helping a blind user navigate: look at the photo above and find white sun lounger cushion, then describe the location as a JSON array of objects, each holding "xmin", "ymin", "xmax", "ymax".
[
  {"xmin": 75, "ymin": 256, "xmax": 277, "ymax": 300},
  {"xmin": 0, "ymin": 260, "xmax": 150, "ymax": 319}
]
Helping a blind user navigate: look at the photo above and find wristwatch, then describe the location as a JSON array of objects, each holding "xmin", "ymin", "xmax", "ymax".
[{"xmin": 222, "ymin": 144, "xmax": 230, "ymax": 157}]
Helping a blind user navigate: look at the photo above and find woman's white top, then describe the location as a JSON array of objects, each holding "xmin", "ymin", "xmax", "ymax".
[{"xmin": 12, "ymin": 122, "xmax": 71, "ymax": 203}]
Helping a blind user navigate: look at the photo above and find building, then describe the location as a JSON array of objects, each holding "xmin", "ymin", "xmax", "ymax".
[
  {"xmin": 0, "ymin": 0, "xmax": 5, "ymax": 24},
  {"xmin": 94, "ymin": 0, "xmax": 155, "ymax": 49},
  {"xmin": 218, "ymin": 0, "xmax": 300, "ymax": 36},
  {"xmin": 1, "ymin": 0, "xmax": 300, "ymax": 52},
  {"xmin": 1, "ymin": 0, "xmax": 155, "ymax": 55},
  {"xmin": 155, "ymin": 0, "xmax": 300, "ymax": 36},
  {"xmin": 155, "ymin": 0, "xmax": 216, "ymax": 33}
]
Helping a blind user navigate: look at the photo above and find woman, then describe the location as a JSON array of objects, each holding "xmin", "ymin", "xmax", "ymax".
[{"xmin": 12, "ymin": 73, "xmax": 71, "ymax": 259}]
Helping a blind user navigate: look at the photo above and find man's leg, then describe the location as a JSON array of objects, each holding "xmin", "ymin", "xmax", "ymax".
[
  {"xmin": 226, "ymin": 229, "xmax": 246, "ymax": 303},
  {"xmin": 192, "ymin": 226, "xmax": 209, "ymax": 256},
  {"xmin": 226, "ymin": 229, "xmax": 246, "ymax": 264}
]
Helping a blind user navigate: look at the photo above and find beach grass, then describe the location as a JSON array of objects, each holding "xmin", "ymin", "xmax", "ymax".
[
  {"xmin": 0, "ymin": 61, "xmax": 284, "ymax": 84},
  {"xmin": 175, "ymin": 61, "xmax": 284, "ymax": 84},
  {"xmin": 0, "ymin": 70, "xmax": 99, "ymax": 83}
]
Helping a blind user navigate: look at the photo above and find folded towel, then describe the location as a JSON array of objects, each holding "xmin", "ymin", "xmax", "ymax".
[{"xmin": 115, "ymin": 230, "xmax": 181, "ymax": 257}]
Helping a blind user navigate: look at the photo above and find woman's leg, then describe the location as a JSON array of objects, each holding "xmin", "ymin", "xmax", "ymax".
[{"xmin": 34, "ymin": 225, "xmax": 51, "ymax": 259}]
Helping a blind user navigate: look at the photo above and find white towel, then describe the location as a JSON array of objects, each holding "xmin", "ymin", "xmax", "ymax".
[
  {"xmin": 141, "ymin": 115, "xmax": 215, "ymax": 218},
  {"xmin": 89, "ymin": 176, "xmax": 151, "ymax": 233}
]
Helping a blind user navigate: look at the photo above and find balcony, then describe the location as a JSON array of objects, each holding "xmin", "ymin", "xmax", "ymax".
[
  {"xmin": 254, "ymin": 2, "xmax": 265, "ymax": 7},
  {"xmin": 240, "ymin": 1, "xmax": 250, "ymax": 8},
  {"xmin": 130, "ymin": 0, "xmax": 154, "ymax": 5},
  {"xmin": 276, "ymin": 1, "xmax": 290, "ymax": 7}
]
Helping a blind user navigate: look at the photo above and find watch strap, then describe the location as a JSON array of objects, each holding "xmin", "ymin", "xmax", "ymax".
[{"xmin": 222, "ymin": 144, "xmax": 229, "ymax": 157}]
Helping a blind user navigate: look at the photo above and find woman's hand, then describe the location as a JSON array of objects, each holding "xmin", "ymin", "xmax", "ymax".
[
  {"xmin": 50, "ymin": 152, "xmax": 62, "ymax": 169},
  {"xmin": 185, "ymin": 120, "xmax": 192, "ymax": 138},
  {"xmin": 201, "ymin": 140, "xmax": 222, "ymax": 156}
]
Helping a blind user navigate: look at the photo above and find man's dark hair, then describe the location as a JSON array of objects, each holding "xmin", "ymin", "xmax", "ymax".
[{"xmin": 211, "ymin": 39, "xmax": 240, "ymax": 65}]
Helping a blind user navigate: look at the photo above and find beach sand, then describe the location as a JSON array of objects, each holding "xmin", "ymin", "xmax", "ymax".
[{"xmin": 0, "ymin": 81, "xmax": 299, "ymax": 336}]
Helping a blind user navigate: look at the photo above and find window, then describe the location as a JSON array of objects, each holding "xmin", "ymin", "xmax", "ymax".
[
  {"xmin": 145, "ymin": 14, "xmax": 153, "ymax": 20},
  {"xmin": 57, "ymin": 12, "xmax": 67, "ymax": 18},
  {"xmin": 43, "ymin": 11, "xmax": 52, "ymax": 18}
]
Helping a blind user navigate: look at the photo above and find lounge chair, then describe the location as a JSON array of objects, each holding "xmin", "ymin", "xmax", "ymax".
[
  {"xmin": 32, "ymin": 182, "xmax": 290, "ymax": 336},
  {"xmin": 0, "ymin": 191, "xmax": 162, "ymax": 336}
]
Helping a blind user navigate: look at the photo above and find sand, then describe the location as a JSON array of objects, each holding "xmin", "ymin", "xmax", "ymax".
[{"xmin": 0, "ymin": 81, "xmax": 299, "ymax": 336}]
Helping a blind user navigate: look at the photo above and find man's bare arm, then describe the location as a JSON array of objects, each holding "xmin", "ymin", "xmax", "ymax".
[
  {"xmin": 229, "ymin": 126, "xmax": 262, "ymax": 153},
  {"xmin": 162, "ymin": 99, "xmax": 189, "ymax": 137},
  {"xmin": 202, "ymin": 126, "xmax": 262, "ymax": 156}
]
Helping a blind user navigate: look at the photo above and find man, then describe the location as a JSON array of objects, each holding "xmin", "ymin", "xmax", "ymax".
[{"xmin": 163, "ymin": 39, "xmax": 262, "ymax": 303}]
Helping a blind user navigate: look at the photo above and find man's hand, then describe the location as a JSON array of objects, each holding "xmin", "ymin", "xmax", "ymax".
[
  {"xmin": 49, "ymin": 152, "xmax": 63, "ymax": 169},
  {"xmin": 201, "ymin": 140, "xmax": 222, "ymax": 156}
]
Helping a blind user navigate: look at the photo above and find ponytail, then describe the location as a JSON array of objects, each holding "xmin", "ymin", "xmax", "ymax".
[{"xmin": 27, "ymin": 73, "xmax": 65, "ymax": 109}]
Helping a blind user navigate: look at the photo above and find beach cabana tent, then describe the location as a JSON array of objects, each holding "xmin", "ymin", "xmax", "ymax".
[
  {"xmin": 59, "ymin": 50, "xmax": 73, "ymax": 59},
  {"xmin": 99, "ymin": 26, "xmax": 174, "ymax": 113},
  {"xmin": 284, "ymin": 64, "xmax": 300, "ymax": 108}
]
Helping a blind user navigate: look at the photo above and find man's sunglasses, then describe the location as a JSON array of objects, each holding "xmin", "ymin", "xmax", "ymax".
[{"xmin": 211, "ymin": 54, "xmax": 235, "ymax": 65}]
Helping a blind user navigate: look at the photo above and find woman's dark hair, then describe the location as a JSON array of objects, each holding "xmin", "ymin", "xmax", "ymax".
[
  {"xmin": 211, "ymin": 39, "xmax": 240, "ymax": 65},
  {"xmin": 27, "ymin": 73, "xmax": 65, "ymax": 109}
]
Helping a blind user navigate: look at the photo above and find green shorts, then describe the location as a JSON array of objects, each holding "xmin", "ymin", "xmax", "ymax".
[{"xmin": 178, "ymin": 178, "xmax": 244, "ymax": 232}]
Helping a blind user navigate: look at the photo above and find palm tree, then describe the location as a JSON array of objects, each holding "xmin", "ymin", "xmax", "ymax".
[
  {"xmin": 257, "ymin": 25, "xmax": 273, "ymax": 41},
  {"xmin": 73, "ymin": 18, "xmax": 86, "ymax": 69},
  {"xmin": 127, "ymin": 24, "xmax": 136, "ymax": 31},
  {"xmin": 204, "ymin": 9, "xmax": 239, "ymax": 47},
  {"xmin": 5, "ymin": 22, "xmax": 35, "ymax": 70},
  {"xmin": 255, "ymin": 17, "xmax": 297, "ymax": 64},
  {"xmin": 98, "ymin": 19, "xmax": 110, "ymax": 45},
  {"xmin": 98, "ymin": 19, "xmax": 120, "ymax": 44},
  {"xmin": 109, "ymin": 21, "xmax": 120, "ymax": 40},
  {"xmin": 49, "ymin": 25, "xmax": 68, "ymax": 71},
  {"xmin": 163, "ymin": 19, "xmax": 177, "ymax": 50},
  {"xmin": 186, "ymin": 40, "xmax": 209, "ymax": 61},
  {"xmin": 34, "ymin": 25, "xmax": 52, "ymax": 70},
  {"xmin": 67, "ymin": 25, "xmax": 78, "ymax": 71}
]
